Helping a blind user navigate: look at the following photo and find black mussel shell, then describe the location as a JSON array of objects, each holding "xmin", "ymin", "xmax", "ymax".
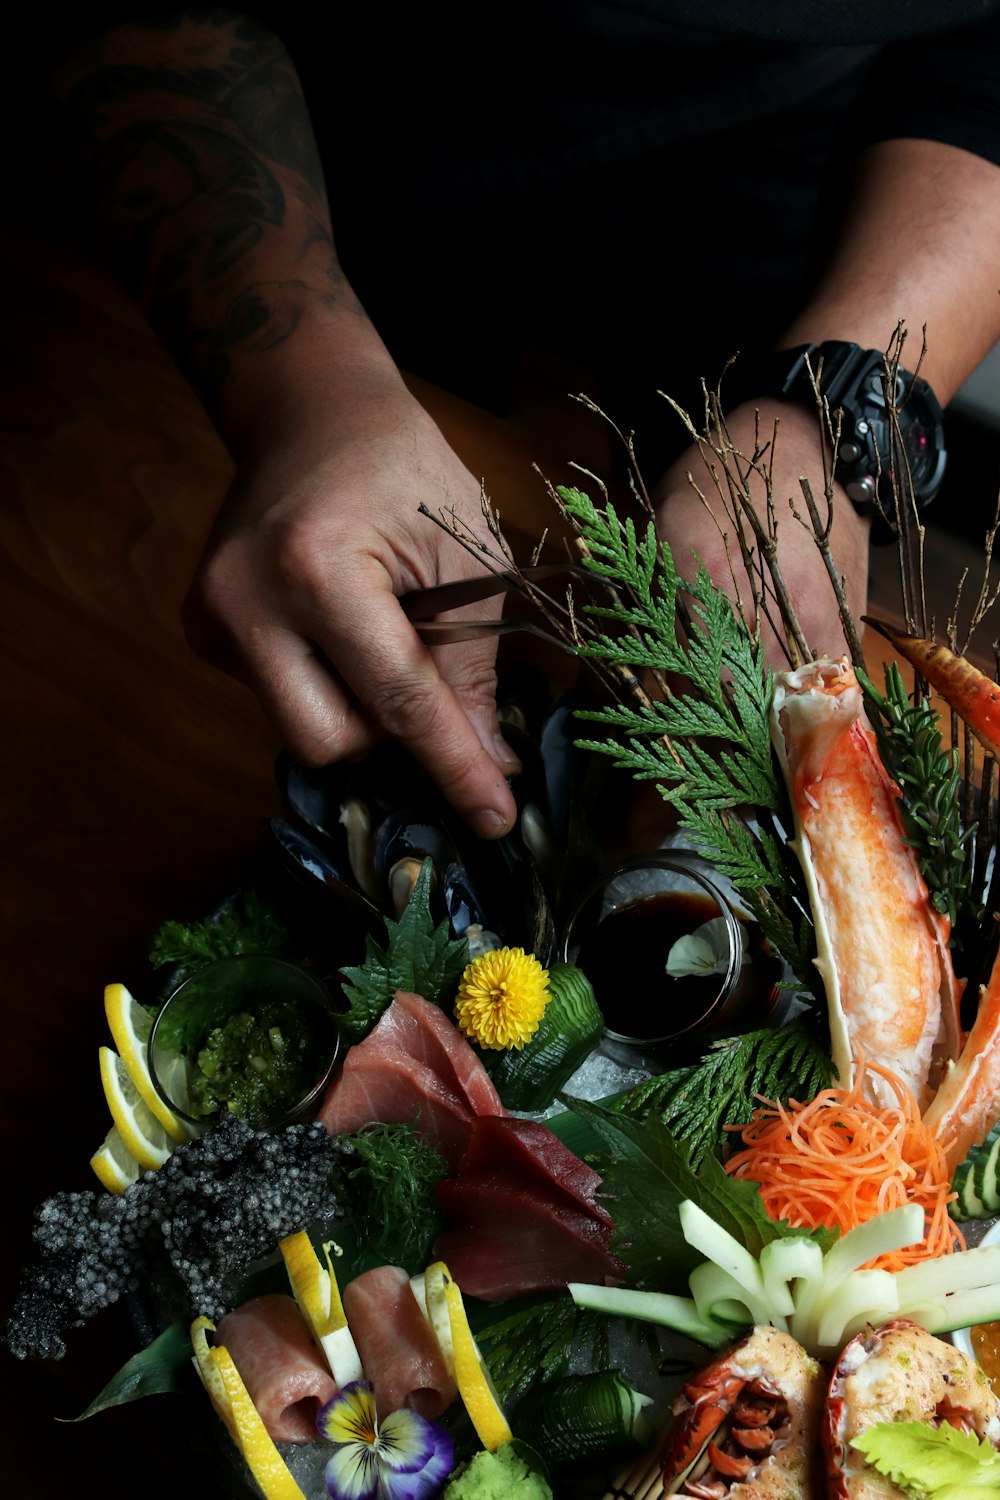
[
  {"xmin": 268, "ymin": 818, "xmax": 383, "ymax": 922},
  {"xmin": 441, "ymin": 860, "xmax": 490, "ymax": 939},
  {"xmin": 275, "ymin": 749, "xmax": 347, "ymax": 845},
  {"xmin": 373, "ymin": 808, "xmax": 459, "ymax": 889}
]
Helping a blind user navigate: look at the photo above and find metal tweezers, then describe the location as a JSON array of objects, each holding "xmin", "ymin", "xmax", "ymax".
[{"xmin": 399, "ymin": 562, "xmax": 592, "ymax": 648}]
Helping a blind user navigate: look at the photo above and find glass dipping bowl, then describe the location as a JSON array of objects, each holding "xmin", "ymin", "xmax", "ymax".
[
  {"xmin": 559, "ymin": 850, "xmax": 781, "ymax": 1051},
  {"xmin": 148, "ymin": 955, "xmax": 340, "ymax": 1132}
]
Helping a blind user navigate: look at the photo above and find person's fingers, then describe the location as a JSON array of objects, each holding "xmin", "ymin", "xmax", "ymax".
[
  {"xmin": 213, "ymin": 564, "xmax": 519, "ymax": 837},
  {"xmin": 312, "ymin": 591, "xmax": 519, "ymax": 838}
]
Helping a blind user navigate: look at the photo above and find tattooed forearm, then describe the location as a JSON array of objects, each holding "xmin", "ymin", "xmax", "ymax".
[{"xmin": 50, "ymin": 9, "xmax": 362, "ymax": 405}]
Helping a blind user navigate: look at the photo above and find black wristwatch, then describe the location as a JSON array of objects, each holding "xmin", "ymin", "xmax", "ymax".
[{"xmin": 724, "ymin": 340, "xmax": 947, "ymax": 531}]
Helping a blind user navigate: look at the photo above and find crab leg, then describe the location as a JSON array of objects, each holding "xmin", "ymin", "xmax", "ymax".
[
  {"xmin": 923, "ymin": 940, "xmax": 1000, "ymax": 1173},
  {"xmin": 771, "ymin": 657, "xmax": 962, "ymax": 1110}
]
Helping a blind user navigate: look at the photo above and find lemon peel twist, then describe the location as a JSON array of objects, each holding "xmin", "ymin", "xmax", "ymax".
[{"xmin": 454, "ymin": 947, "xmax": 550, "ymax": 1051}]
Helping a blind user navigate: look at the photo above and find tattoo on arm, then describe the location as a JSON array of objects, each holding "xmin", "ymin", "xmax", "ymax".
[{"xmin": 51, "ymin": 10, "xmax": 360, "ymax": 399}]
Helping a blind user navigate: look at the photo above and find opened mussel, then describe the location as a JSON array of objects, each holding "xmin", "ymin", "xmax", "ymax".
[{"xmin": 269, "ymin": 675, "xmax": 610, "ymax": 966}]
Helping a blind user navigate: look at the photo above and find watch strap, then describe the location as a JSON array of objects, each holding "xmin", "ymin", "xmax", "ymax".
[{"xmin": 720, "ymin": 340, "xmax": 947, "ymax": 525}]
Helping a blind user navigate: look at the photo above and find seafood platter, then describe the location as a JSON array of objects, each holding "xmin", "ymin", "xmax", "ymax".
[{"xmin": 10, "ymin": 463, "xmax": 1000, "ymax": 1500}]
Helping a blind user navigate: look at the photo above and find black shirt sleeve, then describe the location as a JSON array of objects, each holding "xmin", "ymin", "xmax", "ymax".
[{"xmin": 849, "ymin": 6, "xmax": 1000, "ymax": 166}]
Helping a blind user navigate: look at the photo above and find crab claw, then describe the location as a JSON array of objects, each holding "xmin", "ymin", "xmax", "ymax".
[
  {"xmin": 924, "ymin": 938, "xmax": 1000, "ymax": 1173},
  {"xmin": 862, "ymin": 616, "xmax": 1000, "ymax": 761},
  {"xmin": 822, "ymin": 1318, "xmax": 1000, "ymax": 1499},
  {"xmin": 660, "ymin": 1325, "xmax": 824, "ymax": 1497}
]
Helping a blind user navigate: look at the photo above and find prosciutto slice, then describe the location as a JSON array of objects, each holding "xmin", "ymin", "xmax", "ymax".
[
  {"xmin": 215, "ymin": 1293, "xmax": 336, "ymax": 1442},
  {"xmin": 342, "ymin": 1265, "xmax": 456, "ymax": 1419}
]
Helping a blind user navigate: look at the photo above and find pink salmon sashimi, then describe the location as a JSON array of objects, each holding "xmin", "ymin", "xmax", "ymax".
[
  {"xmin": 457, "ymin": 1115, "xmax": 614, "ymax": 1228},
  {"xmin": 771, "ymin": 657, "xmax": 962, "ymax": 1110},
  {"xmin": 433, "ymin": 1174, "xmax": 625, "ymax": 1300},
  {"xmin": 215, "ymin": 1293, "xmax": 337, "ymax": 1443},
  {"xmin": 342, "ymin": 1265, "xmax": 457, "ymax": 1421}
]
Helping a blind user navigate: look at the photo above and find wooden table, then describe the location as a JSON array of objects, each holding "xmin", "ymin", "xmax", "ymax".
[{"xmin": 1, "ymin": 226, "xmax": 995, "ymax": 1498}]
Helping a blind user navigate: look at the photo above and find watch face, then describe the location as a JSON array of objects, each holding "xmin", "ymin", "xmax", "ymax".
[{"xmin": 835, "ymin": 365, "xmax": 946, "ymax": 519}]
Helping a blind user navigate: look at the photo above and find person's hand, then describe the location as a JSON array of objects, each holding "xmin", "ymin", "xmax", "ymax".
[
  {"xmin": 182, "ymin": 370, "xmax": 520, "ymax": 838},
  {"xmin": 653, "ymin": 398, "xmax": 871, "ymax": 663}
]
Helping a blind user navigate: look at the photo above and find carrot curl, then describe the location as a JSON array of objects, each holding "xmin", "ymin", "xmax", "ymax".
[{"xmin": 722, "ymin": 1054, "xmax": 965, "ymax": 1270}]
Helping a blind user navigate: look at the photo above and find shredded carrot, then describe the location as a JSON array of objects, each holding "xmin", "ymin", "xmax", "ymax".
[{"xmin": 722, "ymin": 1053, "xmax": 965, "ymax": 1270}]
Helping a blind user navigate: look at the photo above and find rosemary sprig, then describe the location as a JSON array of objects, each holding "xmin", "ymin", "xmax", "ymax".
[{"xmin": 860, "ymin": 662, "xmax": 976, "ymax": 931}]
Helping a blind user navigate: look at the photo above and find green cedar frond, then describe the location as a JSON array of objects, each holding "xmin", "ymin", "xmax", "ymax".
[
  {"xmin": 613, "ymin": 1015, "xmax": 832, "ymax": 1171},
  {"xmin": 555, "ymin": 485, "xmax": 817, "ymax": 990}
]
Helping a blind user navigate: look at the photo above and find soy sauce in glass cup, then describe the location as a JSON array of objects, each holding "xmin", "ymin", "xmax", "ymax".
[{"xmin": 560, "ymin": 852, "xmax": 783, "ymax": 1056}]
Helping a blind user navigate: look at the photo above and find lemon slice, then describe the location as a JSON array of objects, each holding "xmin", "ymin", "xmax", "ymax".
[
  {"xmin": 191, "ymin": 1316, "xmax": 237, "ymax": 1440},
  {"xmin": 104, "ymin": 982, "xmax": 189, "ymax": 1142},
  {"xmin": 190, "ymin": 1319, "xmax": 308, "ymax": 1500},
  {"xmin": 89, "ymin": 1124, "xmax": 141, "ymax": 1194},
  {"xmin": 99, "ymin": 1045, "xmax": 176, "ymax": 1172},
  {"xmin": 280, "ymin": 1231, "xmax": 363, "ymax": 1386},
  {"xmin": 438, "ymin": 1264, "xmax": 512, "ymax": 1451},
  {"xmin": 418, "ymin": 1261, "xmax": 455, "ymax": 1376}
]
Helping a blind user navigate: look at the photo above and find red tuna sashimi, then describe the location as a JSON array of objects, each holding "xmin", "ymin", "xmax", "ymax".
[
  {"xmin": 318, "ymin": 992, "xmax": 505, "ymax": 1165},
  {"xmin": 457, "ymin": 1115, "xmax": 612, "ymax": 1227},
  {"xmin": 318, "ymin": 1050, "xmax": 474, "ymax": 1167},
  {"xmin": 393, "ymin": 990, "xmax": 505, "ymax": 1117},
  {"xmin": 215, "ymin": 1293, "xmax": 337, "ymax": 1442},
  {"xmin": 433, "ymin": 1175, "xmax": 625, "ymax": 1299},
  {"xmin": 342, "ymin": 1264, "xmax": 456, "ymax": 1421}
]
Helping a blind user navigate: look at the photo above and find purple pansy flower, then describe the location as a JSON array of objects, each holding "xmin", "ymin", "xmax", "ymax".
[{"xmin": 318, "ymin": 1380, "xmax": 453, "ymax": 1500}]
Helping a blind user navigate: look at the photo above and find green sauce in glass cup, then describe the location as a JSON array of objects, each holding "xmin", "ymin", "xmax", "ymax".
[{"xmin": 148, "ymin": 955, "xmax": 340, "ymax": 1132}]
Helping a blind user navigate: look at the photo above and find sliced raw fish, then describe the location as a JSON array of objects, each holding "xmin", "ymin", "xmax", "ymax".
[
  {"xmin": 343, "ymin": 1264, "xmax": 457, "ymax": 1420},
  {"xmin": 393, "ymin": 990, "xmax": 505, "ymax": 1116},
  {"xmin": 317, "ymin": 1051, "xmax": 475, "ymax": 1166},
  {"xmin": 457, "ymin": 1115, "xmax": 613, "ymax": 1227},
  {"xmin": 215, "ymin": 1292, "xmax": 336, "ymax": 1442},
  {"xmin": 433, "ymin": 1174, "xmax": 624, "ymax": 1299},
  {"xmin": 318, "ymin": 991, "xmax": 505, "ymax": 1165}
]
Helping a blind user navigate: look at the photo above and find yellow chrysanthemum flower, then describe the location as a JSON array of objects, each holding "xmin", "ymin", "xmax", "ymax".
[{"xmin": 454, "ymin": 947, "xmax": 550, "ymax": 1051}]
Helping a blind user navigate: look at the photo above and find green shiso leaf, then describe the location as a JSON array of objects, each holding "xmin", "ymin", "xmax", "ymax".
[
  {"xmin": 563, "ymin": 1097, "xmax": 835, "ymax": 1292},
  {"xmin": 338, "ymin": 857, "xmax": 468, "ymax": 1042},
  {"xmin": 474, "ymin": 1292, "xmax": 617, "ymax": 1407}
]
